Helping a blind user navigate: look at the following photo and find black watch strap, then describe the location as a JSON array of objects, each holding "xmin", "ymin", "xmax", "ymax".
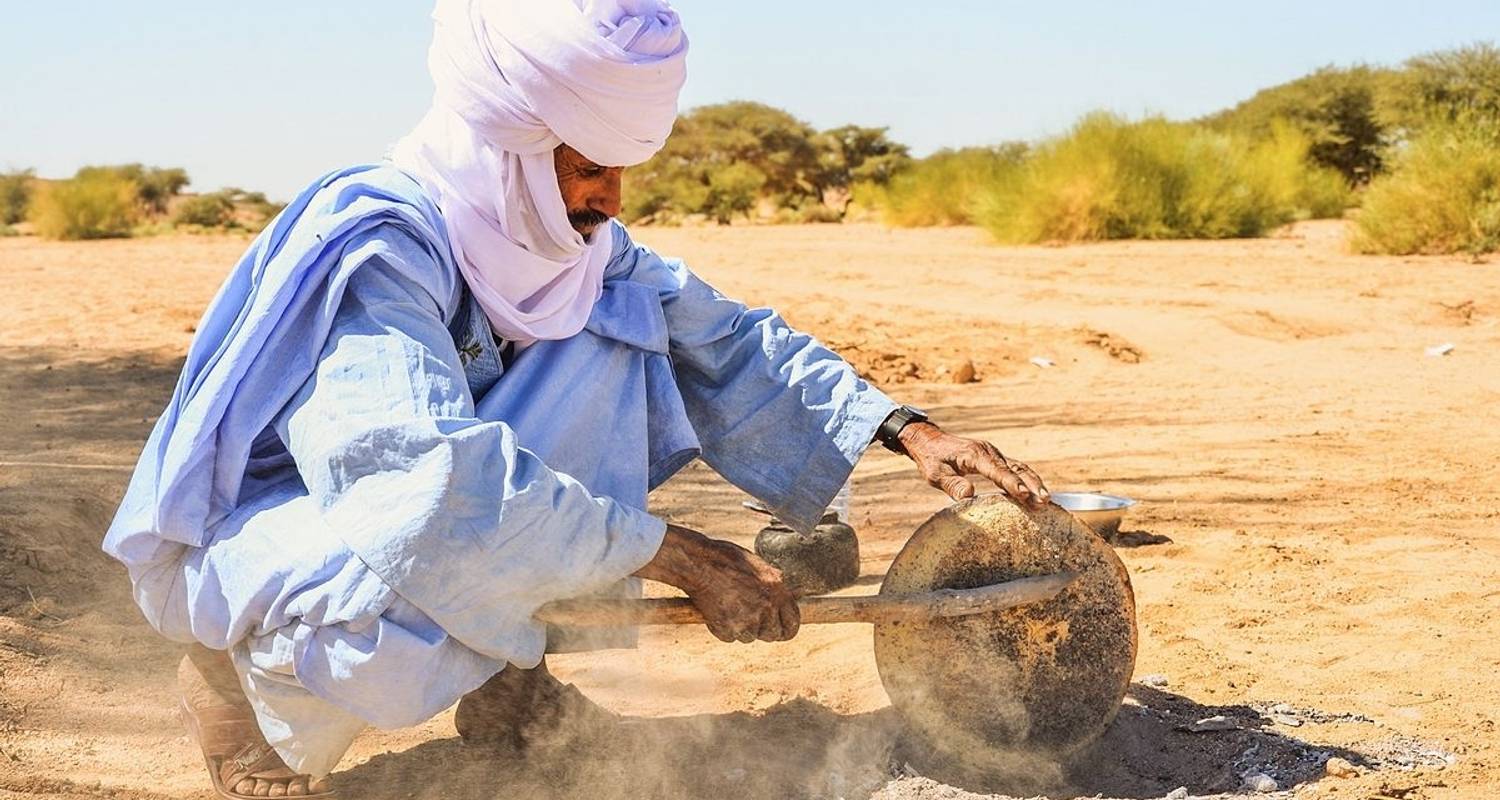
[{"xmin": 875, "ymin": 405, "xmax": 929, "ymax": 453}]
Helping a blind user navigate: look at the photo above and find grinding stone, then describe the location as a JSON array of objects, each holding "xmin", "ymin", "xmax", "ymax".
[{"xmin": 873, "ymin": 495, "xmax": 1137, "ymax": 775}]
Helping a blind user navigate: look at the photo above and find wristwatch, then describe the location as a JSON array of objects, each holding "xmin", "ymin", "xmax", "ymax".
[{"xmin": 875, "ymin": 404, "xmax": 929, "ymax": 453}]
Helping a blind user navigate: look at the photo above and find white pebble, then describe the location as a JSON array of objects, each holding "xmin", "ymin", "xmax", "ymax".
[
  {"xmin": 1140, "ymin": 673, "xmax": 1170, "ymax": 688},
  {"xmin": 1243, "ymin": 773, "xmax": 1278, "ymax": 793},
  {"xmin": 1165, "ymin": 788, "xmax": 1189, "ymax": 800},
  {"xmin": 1187, "ymin": 714, "xmax": 1237, "ymax": 732}
]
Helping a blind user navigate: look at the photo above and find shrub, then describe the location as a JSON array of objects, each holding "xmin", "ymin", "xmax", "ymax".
[
  {"xmin": 878, "ymin": 144, "xmax": 1028, "ymax": 226},
  {"xmin": 30, "ymin": 171, "xmax": 141, "ymax": 240},
  {"xmin": 1, "ymin": 169, "xmax": 33, "ymax": 225},
  {"xmin": 1353, "ymin": 116, "xmax": 1500, "ymax": 255},
  {"xmin": 173, "ymin": 191, "xmax": 237, "ymax": 228},
  {"xmin": 971, "ymin": 113, "xmax": 1348, "ymax": 244}
]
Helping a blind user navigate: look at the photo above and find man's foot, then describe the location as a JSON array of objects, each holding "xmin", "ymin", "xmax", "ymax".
[
  {"xmin": 178, "ymin": 645, "xmax": 333, "ymax": 798},
  {"xmin": 454, "ymin": 658, "xmax": 617, "ymax": 750}
]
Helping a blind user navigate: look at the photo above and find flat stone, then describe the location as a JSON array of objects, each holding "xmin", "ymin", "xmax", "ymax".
[
  {"xmin": 1324, "ymin": 757, "xmax": 1358, "ymax": 778},
  {"xmin": 1186, "ymin": 714, "xmax": 1237, "ymax": 732}
]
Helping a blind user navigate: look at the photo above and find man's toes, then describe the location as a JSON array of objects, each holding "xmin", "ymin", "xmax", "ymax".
[
  {"xmin": 268, "ymin": 780, "xmax": 287, "ymax": 797},
  {"xmin": 309, "ymin": 777, "xmax": 332, "ymax": 794},
  {"xmin": 254, "ymin": 778, "xmax": 273, "ymax": 797},
  {"xmin": 235, "ymin": 779, "xmax": 257, "ymax": 795},
  {"xmin": 286, "ymin": 777, "xmax": 308, "ymax": 796}
]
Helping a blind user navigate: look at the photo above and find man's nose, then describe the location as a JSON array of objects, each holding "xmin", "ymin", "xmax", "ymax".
[{"xmin": 589, "ymin": 171, "xmax": 623, "ymax": 219}]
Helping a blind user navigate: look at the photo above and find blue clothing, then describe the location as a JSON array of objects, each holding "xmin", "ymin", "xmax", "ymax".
[{"xmin": 103, "ymin": 165, "xmax": 896, "ymax": 773}]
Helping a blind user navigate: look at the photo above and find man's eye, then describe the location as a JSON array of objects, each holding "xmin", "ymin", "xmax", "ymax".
[{"xmin": 582, "ymin": 166, "xmax": 605, "ymax": 178}]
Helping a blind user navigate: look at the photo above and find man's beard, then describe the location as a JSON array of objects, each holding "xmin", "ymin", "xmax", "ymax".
[{"xmin": 568, "ymin": 208, "xmax": 610, "ymax": 235}]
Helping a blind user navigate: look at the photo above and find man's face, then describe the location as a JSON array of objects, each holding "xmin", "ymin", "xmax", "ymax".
[{"xmin": 554, "ymin": 143, "xmax": 624, "ymax": 238}]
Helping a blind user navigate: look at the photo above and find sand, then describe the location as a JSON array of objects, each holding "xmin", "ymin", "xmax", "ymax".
[{"xmin": 0, "ymin": 221, "xmax": 1497, "ymax": 799}]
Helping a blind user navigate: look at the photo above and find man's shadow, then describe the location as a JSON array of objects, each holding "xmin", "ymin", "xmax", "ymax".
[{"xmin": 336, "ymin": 686, "xmax": 1367, "ymax": 799}]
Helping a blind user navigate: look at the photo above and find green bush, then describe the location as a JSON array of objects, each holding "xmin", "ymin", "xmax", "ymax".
[
  {"xmin": 30, "ymin": 171, "xmax": 141, "ymax": 240},
  {"xmin": 877, "ymin": 144, "xmax": 1027, "ymax": 226},
  {"xmin": 1353, "ymin": 117, "xmax": 1500, "ymax": 255},
  {"xmin": 970, "ymin": 113, "xmax": 1349, "ymax": 244},
  {"xmin": 1, "ymin": 169, "xmax": 33, "ymax": 225},
  {"xmin": 173, "ymin": 191, "xmax": 237, "ymax": 228}
]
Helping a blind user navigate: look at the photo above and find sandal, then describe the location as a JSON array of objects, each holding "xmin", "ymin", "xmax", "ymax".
[{"xmin": 178, "ymin": 647, "xmax": 335, "ymax": 799}]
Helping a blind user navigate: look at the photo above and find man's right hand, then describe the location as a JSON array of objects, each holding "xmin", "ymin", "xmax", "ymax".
[{"xmin": 634, "ymin": 524, "xmax": 800, "ymax": 643}]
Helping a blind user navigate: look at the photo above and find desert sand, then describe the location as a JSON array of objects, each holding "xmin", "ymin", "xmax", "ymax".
[{"xmin": 0, "ymin": 221, "xmax": 1497, "ymax": 799}]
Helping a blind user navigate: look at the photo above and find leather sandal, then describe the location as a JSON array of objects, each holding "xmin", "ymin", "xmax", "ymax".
[{"xmin": 178, "ymin": 648, "xmax": 334, "ymax": 799}]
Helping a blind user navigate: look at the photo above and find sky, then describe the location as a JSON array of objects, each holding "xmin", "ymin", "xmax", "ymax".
[{"xmin": 2, "ymin": 1, "xmax": 1496, "ymax": 200}]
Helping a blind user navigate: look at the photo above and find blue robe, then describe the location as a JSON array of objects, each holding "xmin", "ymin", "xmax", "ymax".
[{"xmin": 102, "ymin": 164, "xmax": 896, "ymax": 774}]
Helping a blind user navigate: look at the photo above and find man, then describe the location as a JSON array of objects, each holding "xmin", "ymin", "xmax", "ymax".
[{"xmin": 104, "ymin": 1, "xmax": 1050, "ymax": 797}]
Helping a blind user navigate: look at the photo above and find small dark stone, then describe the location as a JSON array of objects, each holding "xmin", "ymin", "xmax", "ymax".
[{"xmin": 754, "ymin": 519, "xmax": 860, "ymax": 595}]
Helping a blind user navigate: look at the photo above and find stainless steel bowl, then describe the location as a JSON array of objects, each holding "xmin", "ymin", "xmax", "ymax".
[{"xmin": 1051, "ymin": 492, "xmax": 1137, "ymax": 539}]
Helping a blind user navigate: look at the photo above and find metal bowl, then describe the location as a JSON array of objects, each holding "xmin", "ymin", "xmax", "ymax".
[{"xmin": 1051, "ymin": 492, "xmax": 1137, "ymax": 540}]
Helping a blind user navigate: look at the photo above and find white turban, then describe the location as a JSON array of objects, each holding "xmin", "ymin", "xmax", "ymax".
[{"xmin": 391, "ymin": 0, "xmax": 687, "ymax": 344}]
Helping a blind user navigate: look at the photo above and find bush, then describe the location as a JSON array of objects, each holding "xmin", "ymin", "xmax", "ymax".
[
  {"xmin": 1, "ymin": 169, "xmax": 33, "ymax": 225},
  {"xmin": 971, "ymin": 113, "xmax": 1349, "ymax": 244},
  {"xmin": 1353, "ymin": 117, "xmax": 1500, "ymax": 255},
  {"xmin": 30, "ymin": 171, "xmax": 141, "ymax": 240},
  {"xmin": 877, "ymin": 144, "xmax": 1027, "ymax": 226},
  {"xmin": 173, "ymin": 191, "xmax": 237, "ymax": 228}
]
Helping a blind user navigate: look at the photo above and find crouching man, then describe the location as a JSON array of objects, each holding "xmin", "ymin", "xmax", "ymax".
[{"xmin": 103, "ymin": 1, "xmax": 1049, "ymax": 797}]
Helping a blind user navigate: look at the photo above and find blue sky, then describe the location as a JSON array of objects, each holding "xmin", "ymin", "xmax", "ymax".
[{"xmin": 2, "ymin": 1, "xmax": 1495, "ymax": 199}]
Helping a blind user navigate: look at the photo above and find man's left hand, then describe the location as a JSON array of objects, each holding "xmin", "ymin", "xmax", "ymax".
[{"xmin": 896, "ymin": 421, "xmax": 1051, "ymax": 508}]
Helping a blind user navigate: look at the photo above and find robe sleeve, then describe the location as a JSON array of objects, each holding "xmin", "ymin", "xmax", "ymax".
[
  {"xmin": 273, "ymin": 226, "xmax": 666, "ymax": 665},
  {"xmin": 606, "ymin": 223, "xmax": 900, "ymax": 532}
]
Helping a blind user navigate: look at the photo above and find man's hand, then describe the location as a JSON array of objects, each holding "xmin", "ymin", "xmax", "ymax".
[
  {"xmin": 634, "ymin": 525, "xmax": 800, "ymax": 643},
  {"xmin": 896, "ymin": 421, "xmax": 1051, "ymax": 508}
]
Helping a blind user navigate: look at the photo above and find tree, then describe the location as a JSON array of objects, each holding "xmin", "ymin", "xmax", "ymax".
[
  {"xmin": 74, "ymin": 164, "xmax": 190, "ymax": 216},
  {"xmin": 811, "ymin": 125, "xmax": 911, "ymax": 213},
  {"xmin": 621, "ymin": 102, "xmax": 916, "ymax": 223},
  {"xmin": 1205, "ymin": 66, "xmax": 1395, "ymax": 184},
  {"xmin": 623, "ymin": 101, "xmax": 826, "ymax": 222},
  {"xmin": 1383, "ymin": 42, "xmax": 1500, "ymax": 131},
  {"xmin": 704, "ymin": 162, "xmax": 767, "ymax": 224}
]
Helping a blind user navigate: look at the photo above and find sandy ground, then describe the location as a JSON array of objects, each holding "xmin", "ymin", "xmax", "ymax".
[{"xmin": 0, "ymin": 221, "xmax": 1497, "ymax": 799}]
